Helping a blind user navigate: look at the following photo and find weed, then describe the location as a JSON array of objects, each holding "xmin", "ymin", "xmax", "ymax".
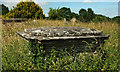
[{"xmin": 2, "ymin": 20, "xmax": 119, "ymax": 70}]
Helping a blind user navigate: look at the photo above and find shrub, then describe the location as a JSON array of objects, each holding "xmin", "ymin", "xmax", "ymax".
[
  {"xmin": 92, "ymin": 14, "xmax": 111, "ymax": 23},
  {"xmin": 112, "ymin": 16, "xmax": 120, "ymax": 24},
  {"xmin": 4, "ymin": 1, "xmax": 44, "ymax": 19}
]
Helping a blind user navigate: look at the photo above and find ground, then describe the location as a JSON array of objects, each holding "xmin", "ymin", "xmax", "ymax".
[{"xmin": 1, "ymin": 19, "xmax": 119, "ymax": 70}]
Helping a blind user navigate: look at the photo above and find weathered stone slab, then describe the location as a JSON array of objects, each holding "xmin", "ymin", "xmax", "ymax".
[
  {"xmin": 17, "ymin": 27, "xmax": 109, "ymax": 40},
  {"xmin": 17, "ymin": 27, "xmax": 110, "ymax": 53}
]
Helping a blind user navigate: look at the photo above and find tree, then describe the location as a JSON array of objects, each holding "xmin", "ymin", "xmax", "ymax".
[
  {"xmin": 4, "ymin": 1, "xmax": 44, "ymax": 19},
  {"xmin": 79, "ymin": 8, "xmax": 95, "ymax": 22},
  {"xmin": 79, "ymin": 8, "xmax": 88, "ymax": 22},
  {"xmin": 70, "ymin": 12, "xmax": 79, "ymax": 19},
  {"xmin": 58, "ymin": 7, "xmax": 71, "ymax": 20},
  {"xmin": 79, "ymin": 9, "xmax": 87, "ymax": 15},
  {"xmin": 112, "ymin": 16, "xmax": 120, "ymax": 24},
  {"xmin": 35, "ymin": 10, "xmax": 44, "ymax": 19},
  {"xmin": 48, "ymin": 7, "xmax": 72, "ymax": 20},
  {"xmin": 0, "ymin": 4, "xmax": 9, "ymax": 15},
  {"xmin": 92, "ymin": 14, "xmax": 111, "ymax": 23},
  {"xmin": 87, "ymin": 8, "xmax": 95, "ymax": 22},
  {"xmin": 48, "ymin": 8, "xmax": 59, "ymax": 20}
]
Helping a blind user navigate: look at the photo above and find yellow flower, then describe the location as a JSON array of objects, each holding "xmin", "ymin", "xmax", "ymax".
[{"xmin": 101, "ymin": 69, "xmax": 104, "ymax": 71}]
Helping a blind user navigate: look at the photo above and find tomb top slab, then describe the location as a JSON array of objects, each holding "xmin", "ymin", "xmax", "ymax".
[{"xmin": 17, "ymin": 27, "xmax": 110, "ymax": 41}]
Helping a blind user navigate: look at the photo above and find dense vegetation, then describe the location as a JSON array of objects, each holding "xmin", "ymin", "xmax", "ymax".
[
  {"xmin": 48, "ymin": 7, "xmax": 72, "ymax": 21},
  {"xmin": 48, "ymin": 7, "xmax": 114, "ymax": 23},
  {"xmin": 2, "ymin": 20, "xmax": 119, "ymax": 70},
  {"xmin": 1, "ymin": 1, "xmax": 119, "ymax": 23},
  {"xmin": 112, "ymin": 16, "xmax": 120, "ymax": 24},
  {"xmin": 3, "ymin": 1, "xmax": 45, "ymax": 19},
  {"xmin": 0, "ymin": 4, "xmax": 9, "ymax": 15},
  {"xmin": 1, "ymin": 0, "xmax": 120, "ymax": 71}
]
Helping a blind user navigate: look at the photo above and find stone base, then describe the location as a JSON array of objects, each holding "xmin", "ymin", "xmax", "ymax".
[{"xmin": 29, "ymin": 37, "xmax": 106, "ymax": 55}]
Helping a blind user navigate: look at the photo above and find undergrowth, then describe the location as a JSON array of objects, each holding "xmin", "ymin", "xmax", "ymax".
[{"xmin": 2, "ymin": 20, "xmax": 119, "ymax": 70}]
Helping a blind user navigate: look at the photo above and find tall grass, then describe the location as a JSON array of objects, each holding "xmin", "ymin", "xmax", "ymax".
[
  {"xmin": 0, "ymin": 19, "xmax": 2, "ymax": 71},
  {"xmin": 2, "ymin": 20, "xmax": 119, "ymax": 70}
]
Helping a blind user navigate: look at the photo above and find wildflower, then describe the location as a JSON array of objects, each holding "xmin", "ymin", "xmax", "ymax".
[{"xmin": 101, "ymin": 69, "xmax": 104, "ymax": 71}]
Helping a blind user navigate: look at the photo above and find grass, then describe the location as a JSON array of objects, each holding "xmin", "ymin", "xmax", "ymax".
[
  {"xmin": 0, "ymin": 18, "xmax": 2, "ymax": 71},
  {"xmin": 2, "ymin": 19, "xmax": 120, "ymax": 70}
]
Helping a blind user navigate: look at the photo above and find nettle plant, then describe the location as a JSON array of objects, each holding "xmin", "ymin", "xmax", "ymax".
[{"xmin": 26, "ymin": 39, "xmax": 107, "ymax": 70}]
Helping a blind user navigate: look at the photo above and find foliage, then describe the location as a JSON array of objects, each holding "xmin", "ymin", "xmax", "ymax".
[
  {"xmin": 70, "ymin": 12, "xmax": 79, "ymax": 19},
  {"xmin": 57, "ymin": 7, "xmax": 72, "ymax": 21},
  {"xmin": 112, "ymin": 16, "xmax": 120, "ymax": 24},
  {"xmin": 79, "ymin": 8, "xmax": 95, "ymax": 22},
  {"xmin": 48, "ymin": 7, "xmax": 113, "ymax": 23},
  {"xmin": 35, "ymin": 10, "xmax": 45, "ymax": 19},
  {"xmin": 92, "ymin": 14, "xmax": 111, "ymax": 23},
  {"xmin": 87, "ymin": 8, "xmax": 95, "ymax": 22},
  {"xmin": 4, "ymin": 1, "xmax": 44, "ymax": 19},
  {"xmin": 48, "ymin": 8, "xmax": 59, "ymax": 20},
  {"xmin": 48, "ymin": 7, "xmax": 72, "ymax": 21},
  {"xmin": 0, "ymin": 4, "xmax": 9, "ymax": 15},
  {"xmin": 2, "ymin": 20, "xmax": 119, "ymax": 70},
  {"xmin": 48, "ymin": 8, "xmax": 96, "ymax": 22}
]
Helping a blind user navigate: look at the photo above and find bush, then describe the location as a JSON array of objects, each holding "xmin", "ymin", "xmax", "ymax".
[
  {"xmin": 92, "ymin": 14, "xmax": 111, "ymax": 23},
  {"xmin": 112, "ymin": 16, "xmax": 120, "ymax": 24},
  {"xmin": 4, "ymin": 1, "xmax": 44, "ymax": 19},
  {"xmin": 35, "ymin": 10, "xmax": 45, "ymax": 19}
]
